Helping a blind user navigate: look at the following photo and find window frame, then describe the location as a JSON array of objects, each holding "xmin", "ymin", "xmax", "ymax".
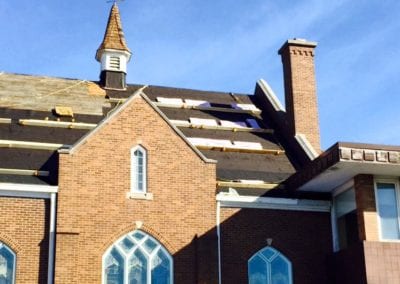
[
  {"xmin": 248, "ymin": 246, "xmax": 292, "ymax": 284},
  {"xmin": 130, "ymin": 145, "xmax": 147, "ymax": 194},
  {"xmin": 374, "ymin": 178, "xmax": 400, "ymax": 241},
  {"xmin": 102, "ymin": 230, "xmax": 173, "ymax": 284},
  {"xmin": 0, "ymin": 241, "xmax": 16, "ymax": 284}
]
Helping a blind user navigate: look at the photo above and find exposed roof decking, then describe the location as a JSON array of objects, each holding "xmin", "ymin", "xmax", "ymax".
[
  {"xmin": 0, "ymin": 73, "xmax": 297, "ymax": 188},
  {"xmin": 0, "ymin": 73, "xmax": 109, "ymax": 115}
]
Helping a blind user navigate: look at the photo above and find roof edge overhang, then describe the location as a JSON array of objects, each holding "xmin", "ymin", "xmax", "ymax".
[
  {"xmin": 283, "ymin": 142, "xmax": 400, "ymax": 193},
  {"xmin": 253, "ymin": 79, "xmax": 314, "ymax": 168}
]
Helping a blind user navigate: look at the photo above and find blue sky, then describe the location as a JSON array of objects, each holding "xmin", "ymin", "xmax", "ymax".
[{"xmin": 1, "ymin": 1, "xmax": 399, "ymax": 150}]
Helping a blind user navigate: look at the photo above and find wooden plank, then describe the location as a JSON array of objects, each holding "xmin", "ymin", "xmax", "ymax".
[
  {"xmin": 19, "ymin": 119, "xmax": 96, "ymax": 130},
  {"xmin": 0, "ymin": 168, "xmax": 49, "ymax": 176},
  {"xmin": 0, "ymin": 140, "xmax": 68, "ymax": 150}
]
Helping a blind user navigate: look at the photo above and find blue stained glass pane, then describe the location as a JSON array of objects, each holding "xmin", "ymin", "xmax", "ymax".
[
  {"xmin": 0, "ymin": 245, "xmax": 14, "ymax": 284},
  {"xmin": 377, "ymin": 183, "xmax": 400, "ymax": 239},
  {"xmin": 132, "ymin": 231, "xmax": 145, "ymax": 242},
  {"xmin": 261, "ymin": 247, "xmax": 276, "ymax": 261},
  {"xmin": 119, "ymin": 237, "xmax": 135, "ymax": 253},
  {"xmin": 128, "ymin": 249, "xmax": 147, "ymax": 284},
  {"xmin": 143, "ymin": 238, "xmax": 158, "ymax": 254},
  {"xmin": 271, "ymin": 255, "xmax": 290, "ymax": 284},
  {"xmin": 105, "ymin": 248, "xmax": 124, "ymax": 284},
  {"xmin": 249, "ymin": 255, "xmax": 268, "ymax": 284},
  {"xmin": 151, "ymin": 249, "xmax": 171, "ymax": 284}
]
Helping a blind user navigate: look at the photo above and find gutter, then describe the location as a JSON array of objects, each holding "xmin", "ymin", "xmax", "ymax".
[{"xmin": 216, "ymin": 192, "xmax": 331, "ymax": 212}]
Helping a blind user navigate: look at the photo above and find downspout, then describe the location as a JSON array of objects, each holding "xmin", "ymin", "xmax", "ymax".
[
  {"xmin": 47, "ymin": 193, "xmax": 57, "ymax": 284},
  {"xmin": 216, "ymin": 200, "xmax": 222, "ymax": 284}
]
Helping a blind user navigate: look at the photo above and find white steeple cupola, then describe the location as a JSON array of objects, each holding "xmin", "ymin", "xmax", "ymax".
[{"xmin": 96, "ymin": 3, "xmax": 132, "ymax": 90}]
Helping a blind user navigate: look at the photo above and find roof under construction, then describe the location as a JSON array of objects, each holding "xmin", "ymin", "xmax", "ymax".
[{"xmin": 0, "ymin": 72, "xmax": 296, "ymax": 191}]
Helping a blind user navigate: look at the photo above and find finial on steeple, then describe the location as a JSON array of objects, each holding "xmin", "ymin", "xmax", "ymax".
[{"xmin": 96, "ymin": 1, "xmax": 131, "ymax": 90}]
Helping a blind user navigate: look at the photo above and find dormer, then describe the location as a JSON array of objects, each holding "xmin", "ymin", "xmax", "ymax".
[{"xmin": 96, "ymin": 3, "xmax": 131, "ymax": 90}]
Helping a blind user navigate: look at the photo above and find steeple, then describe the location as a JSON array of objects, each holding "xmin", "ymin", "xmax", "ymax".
[{"xmin": 96, "ymin": 3, "xmax": 131, "ymax": 90}]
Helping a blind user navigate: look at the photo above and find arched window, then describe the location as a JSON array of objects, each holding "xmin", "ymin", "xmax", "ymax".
[
  {"xmin": 131, "ymin": 145, "xmax": 147, "ymax": 193},
  {"xmin": 248, "ymin": 246, "xmax": 292, "ymax": 284},
  {"xmin": 103, "ymin": 230, "xmax": 173, "ymax": 284},
  {"xmin": 0, "ymin": 242, "xmax": 16, "ymax": 284}
]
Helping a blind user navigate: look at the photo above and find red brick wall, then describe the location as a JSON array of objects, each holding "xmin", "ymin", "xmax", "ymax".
[
  {"xmin": 220, "ymin": 207, "xmax": 332, "ymax": 284},
  {"xmin": 0, "ymin": 196, "xmax": 49, "ymax": 283},
  {"xmin": 354, "ymin": 175, "xmax": 379, "ymax": 241},
  {"xmin": 279, "ymin": 41, "xmax": 321, "ymax": 152},
  {"xmin": 56, "ymin": 94, "xmax": 217, "ymax": 283}
]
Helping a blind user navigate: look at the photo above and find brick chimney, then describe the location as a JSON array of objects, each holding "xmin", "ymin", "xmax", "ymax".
[{"xmin": 278, "ymin": 39, "xmax": 321, "ymax": 153}]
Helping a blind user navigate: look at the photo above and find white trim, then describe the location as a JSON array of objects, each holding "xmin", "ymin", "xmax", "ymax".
[
  {"xmin": 0, "ymin": 183, "xmax": 58, "ymax": 199},
  {"xmin": 47, "ymin": 193, "xmax": 56, "ymax": 284},
  {"xmin": 374, "ymin": 178, "xmax": 400, "ymax": 241},
  {"xmin": 294, "ymin": 134, "xmax": 318, "ymax": 160},
  {"xmin": 257, "ymin": 79, "xmax": 285, "ymax": 112},
  {"xmin": 216, "ymin": 201, "xmax": 222, "ymax": 284},
  {"xmin": 216, "ymin": 192, "xmax": 330, "ymax": 212}
]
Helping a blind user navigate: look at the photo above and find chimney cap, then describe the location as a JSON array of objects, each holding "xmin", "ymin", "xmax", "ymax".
[{"xmin": 278, "ymin": 38, "xmax": 317, "ymax": 54}]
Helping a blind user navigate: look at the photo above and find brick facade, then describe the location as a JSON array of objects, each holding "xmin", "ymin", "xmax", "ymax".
[
  {"xmin": 220, "ymin": 207, "xmax": 332, "ymax": 284},
  {"xmin": 55, "ymin": 94, "xmax": 218, "ymax": 283},
  {"xmin": 279, "ymin": 40, "xmax": 321, "ymax": 152},
  {"xmin": 0, "ymin": 197, "xmax": 49, "ymax": 283},
  {"xmin": 354, "ymin": 174, "xmax": 379, "ymax": 241}
]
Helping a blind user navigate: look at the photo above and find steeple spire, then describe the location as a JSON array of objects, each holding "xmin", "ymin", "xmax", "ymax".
[{"xmin": 96, "ymin": 3, "xmax": 131, "ymax": 90}]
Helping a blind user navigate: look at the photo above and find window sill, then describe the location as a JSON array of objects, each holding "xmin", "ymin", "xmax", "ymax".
[{"xmin": 127, "ymin": 192, "xmax": 153, "ymax": 200}]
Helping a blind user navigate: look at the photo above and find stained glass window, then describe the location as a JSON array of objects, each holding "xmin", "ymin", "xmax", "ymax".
[
  {"xmin": 248, "ymin": 247, "xmax": 292, "ymax": 284},
  {"xmin": 0, "ymin": 242, "xmax": 15, "ymax": 284},
  {"xmin": 103, "ymin": 231, "xmax": 172, "ymax": 284}
]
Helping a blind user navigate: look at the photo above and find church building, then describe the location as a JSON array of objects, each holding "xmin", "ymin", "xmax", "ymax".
[{"xmin": 1, "ymin": 3, "xmax": 400, "ymax": 284}]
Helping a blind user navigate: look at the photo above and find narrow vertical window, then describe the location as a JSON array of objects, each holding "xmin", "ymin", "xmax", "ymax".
[
  {"xmin": 103, "ymin": 230, "xmax": 173, "ymax": 284},
  {"xmin": 333, "ymin": 187, "xmax": 358, "ymax": 250},
  {"xmin": 376, "ymin": 181, "xmax": 400, "ymax": 240},
  {"xmin": 0, "ymin": 242, "xmax": 16, "ymax": 284},
  {"xmin": 131, "ymin": 146, "xmax": 147, "ymax": 193},
  {"xmin": 248, "ymin": 247, "xmax": 292, "ymax": 284}
]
